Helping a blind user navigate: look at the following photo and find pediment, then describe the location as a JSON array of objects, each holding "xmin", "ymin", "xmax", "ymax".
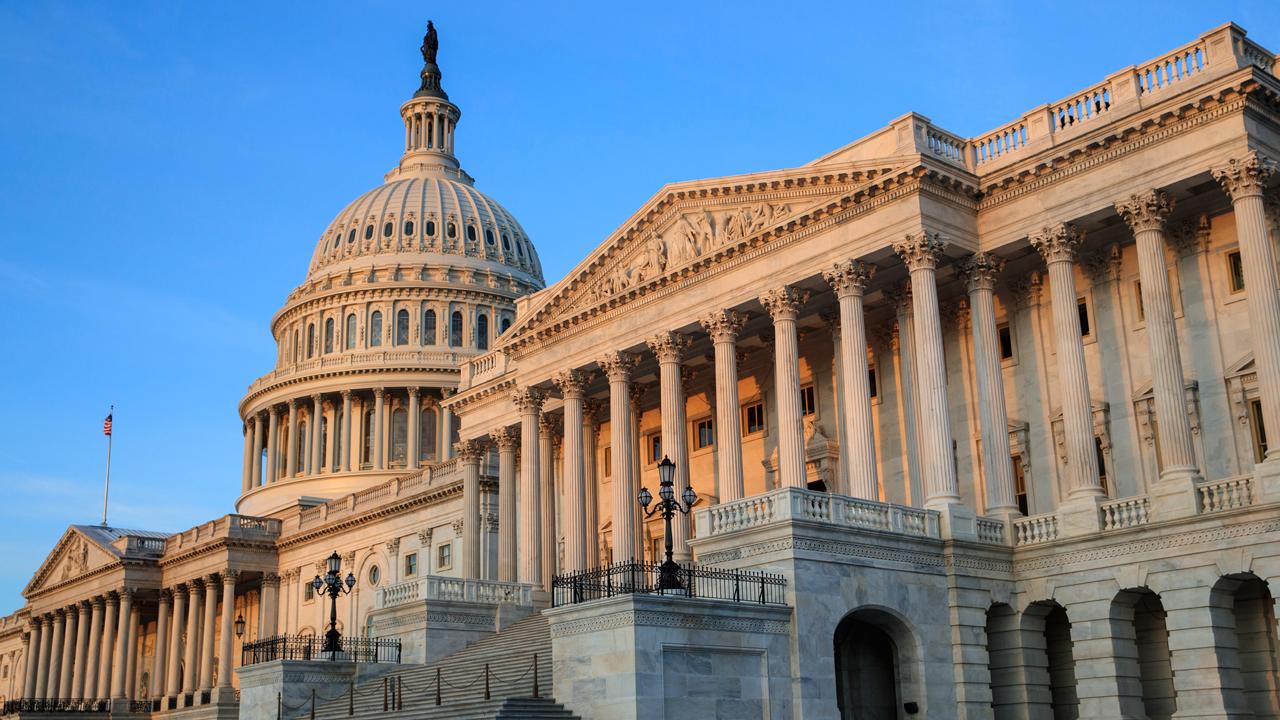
[
  {"xmin": 24, "ymin": 527, "xmax": 120, "ymax": 597},
  {"xmin": 499, "ymin": 158, "xmax": 920, "ymax": 351},
  {"xmin": 1226, "ymin": 353, "xmax": 1255, "ymax": 379}
]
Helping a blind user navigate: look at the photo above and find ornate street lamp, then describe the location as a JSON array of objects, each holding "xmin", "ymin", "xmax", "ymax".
[
  {"xmin": 312, "ymin": 551, "xmax": 356, "ymax": 653},
  {"xmin": 233, "ymin": 613, "xmax": 246, "ymax": 639},
  {"xmin": 638, "ymin": 456, "xmax": 697, "ymax": 590}
]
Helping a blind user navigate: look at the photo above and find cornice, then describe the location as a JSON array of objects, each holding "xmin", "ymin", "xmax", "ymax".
[
  {"xmin": 240, "ymin": 365, "xmax": 460, "ymax": 415},
  {"xmin": 275, "ymin": 477, "xmax": 473, "ymax": 550},
  {"xmin": 448, "ymin": 376, "xmax": 517, "ymax": 412},
  {"xmin": 273, "ymin": 282, "xmax": 521, "ymax": 333},
  {"xmin": 158, "ymin": 537, "xmax": 279, "ymax": 571}
]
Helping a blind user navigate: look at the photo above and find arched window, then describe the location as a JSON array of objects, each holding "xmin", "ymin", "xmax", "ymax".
[
  {"xmin": 403, "ymin": 220, "xmax": 414, "ymax": 236},
  {"xmin": 345, "ymin": 314, "xmax": 356, "ymax": 350},
  {"xmin": 485, "ymin": 229, "xmax": 495, "ymax": 246},
  {"xmin": 476, "ymin": 314, "xmax": 489, "ymax": 351},
  {"xmin": 332, "ymin": 234, "xmax": 340, "ymax": 249},
  {"xmin": 369, "ymin": 311, "xmax": 383, "ymax": 347},
  {"xmin": 466, "ymin": 225, "xmax": 477, "ymax": 243},
  {"xmin": 318, "ymin": 416, "xmax": 328, "ymax": 471},
  {"xmin": 426, "ymin": 220, "xmax": 436, "ymax": 237},
  {"xmin": 306, "ymin": 324, "xmax": 315, "ymax": 359},
  {"xmin": 420, "ymin": 407, "xmax": 438, "ymax": 463},
  {"xmin": 423, "ymin": 309, "xmax": 437, "ymax": 346},
  {"xmin": 323, "ymin": 318, "xmax": 334, "ymax": 354},
  {"xmin": 383, "ymin": 222, "xmax": 393, "ymax": 237},
  {"xmin": 364, "ymin": 225, "xmax": 374, "ymax": 240},
  {"xmin": 515, "ymin": 240, "xmax": 524, "ymax": 258},
  {"xmin": 447, "ymin": 222, "xmax": 457, "ymax": 239},
  {"xmin": 333, "ymin": 405, "xmax": 343, "ymax": 469},
  {"xmin": 296, "ymin": 419, "xmax": 308, "ymax": 474},
  {"xmin": 361, "ymin": 408, "xmax": 375, "ymax": 466},
  {"xmin": 500, "ymin": 317, "xmax": 512, "ymax": 333},
  {"xmin": 292, "ymin": 329, "xmax": 300, "ymax": 362},
  {"xmin": 347, "ymin": 229, "xmax": 356, "ymax": 244},
  {"xmin": 391, "ymin": 408, "xmax": 408, "ymax": 466},
  {"xmin": 501, "ymin": 234, "xmax": 511, "ymax": 253},
  {"xmin": 395, "ymin": 309, "xmax": 410, "ymax": 346},
  {"xmin": 450, "ymin": 311, "xmax": 463, "ymax": 347}
]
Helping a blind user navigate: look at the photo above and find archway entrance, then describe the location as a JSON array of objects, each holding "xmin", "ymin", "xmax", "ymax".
[{"xmin": 834, "ymin": 609, "xmax": 911, "ymax": 719}]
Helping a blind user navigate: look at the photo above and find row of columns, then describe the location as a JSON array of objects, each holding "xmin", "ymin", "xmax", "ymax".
[
  {"xmin": 404, "ymin": 107, "xmax": 452, "ymax": 154},
  {"xmin": 242, "ymin": 387, "xmax": 457, "ymax": 493}
]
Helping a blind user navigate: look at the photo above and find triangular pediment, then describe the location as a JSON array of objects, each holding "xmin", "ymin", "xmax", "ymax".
[
  {"xmin": 1226, "ymin": 353, "xmax": 1255, "ymax": 379},
  {"xmin": 23, "ymin": 526, "xmax": 123, "ymax": 597},
  {"xmin": 499, "ymin": 157, "xmax": 918, "ymax": 351}
]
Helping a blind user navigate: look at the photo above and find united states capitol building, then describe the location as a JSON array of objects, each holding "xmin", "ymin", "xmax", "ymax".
[{"xmin": 5, "ymin": 20, "xmax": 1280, "ymax": 720}]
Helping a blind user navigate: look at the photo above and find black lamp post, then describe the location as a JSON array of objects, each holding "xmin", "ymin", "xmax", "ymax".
[
  {"xmin": 233, "ymin": 613, "xmax": 246, "ymax": 639},
  {"xmin": 638, "ymin": 456, "xmax": 697, "ymax": 591},
  {"xmin": 312, "ymin": 551, "xmax": 356, "ymax": 653}
]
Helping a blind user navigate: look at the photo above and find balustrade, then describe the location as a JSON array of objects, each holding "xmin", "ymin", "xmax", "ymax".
[
  {"xmin": 695, "ymin": 487, "xmax": 940, "ymax": 540},
  {"xmin": 1100, "ymin": 496, "xmax": 1151, "ymax": 530},
  {"xmin": 1136, "ymin": 40, "xmax": 1206, "ymax": 94},
  {"xmin": 1012, "ymin": 513, "xmax": 1059, "ymax": 546},
  {"xmin": 377, "ymin": 576, "xmax": 533, "ymax": 609},
  {"xmin": 1197, "ymin": 476, "xmax": 1254, "ymax": 513},
  {"xmin": 975, "ymin": 517, "xmax": 1006, "ymax": 544}
]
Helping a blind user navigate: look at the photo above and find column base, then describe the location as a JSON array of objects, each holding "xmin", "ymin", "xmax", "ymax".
[
  {"xmin": 926, "ymin": 500, "xmax": 978, "ymax": 541},
  {"xmin": 1151, "ymin": 465, "xmax": 1203, "ymax": 520},
  {"xmin": 212, "ymin": 686, "xmax": 239, "ymax": 704},
  {"xmin": 1058, "ymin": 494, "xmax": 1105, "ymax": 538},
  {"xmin": 1254, "ymin": 457, "xmax": 1280, "ymax": 504}
]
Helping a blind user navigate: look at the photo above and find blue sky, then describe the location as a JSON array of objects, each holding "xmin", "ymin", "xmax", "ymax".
[{"xmin": 1, "ymin": 1, "xmax": 1276, "ymax": 611}]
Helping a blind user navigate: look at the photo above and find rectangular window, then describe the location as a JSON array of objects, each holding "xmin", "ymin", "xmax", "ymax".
[
  {"xmin": 998, "ymin": 323, "xmax": 1015, "ymax": 361},
  {"xmin": 743, "ymin": 402, "xmax": 766, "ymax": 435},
  {"xmin": 1012, "ymin": 456, "xmax": 1028, "ymax": 516},
  {"xmin": 1250, "ymin": 398, "xmax": 1268, "ymax": 463},
  {"xmin": 800, "ymin": 384, "xmax": 817, "ymax": 416},
  {"xmin": 1228, "ymin": 250, "xmax": 1245, "ymax": 294},
  {"xmin": 868, "ymin": 365, "xmax": 878, "ymax": 399},
  {"xmin": 694, "ymin": 418, "xmax": 714, "ymax": 449},
  {"xmin": 1094, "ymin": 436, "xmax": 1108, "ymax": 495},
  {"xmin": 437, "ymin": 543, "xmax": 453, "ymax": 571},
  {"xmin": 303, "ymin": 580, "xmax": 314, "ymax": 602},
  {"xmin": 648, "ymin": 434, "xmax": 662, "ymax": 464},
  {"xmin": 603, "ymin": 446, "xmax": 612, "ymax": 477},
  {"xmin": 1078, "ymin": 298, "xmax": 1091, "ymax": 337},
  {"xmin": 404, "ymin": 552, "xmax": 418, "ymax": 577},
  {"xmin": 1134, "ymin": 281, "xmax": 1145, "ymax": 322}
]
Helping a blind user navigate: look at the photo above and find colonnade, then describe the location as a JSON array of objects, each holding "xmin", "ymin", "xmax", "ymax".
[
  {"xmin": 242, "ymin": 387, "xmax": 457, "ymax": 492},
  {"xmin": 403, "ymin": 108, "xmax": 453, "ymax": 155},
  {"xmin": 452, "ymin": 151, "xmax": 1280, "ymax": 584}
]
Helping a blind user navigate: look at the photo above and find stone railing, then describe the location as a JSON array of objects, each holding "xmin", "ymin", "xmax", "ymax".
[
  {"xmin": 296, "ymin": 459, "xmax": 466, "ymax": 530},
  {"xmin": 695, "ymin": 487, "xmax": 940, "ymax": 540},
  {"xmin": 1049, "ymin": 79, "xmax": 1114, "ymax": 132},
  {"xmin": 975, "ymin": 517, "xmax": 1006, "ymax": 544},
  {"xmin": 377, "ymin": 575, "xmax": 534, "ymax": 609},
  {"xmin": 1197, "ymin": 475, "xmax": 1254, "ymax": 514},
  {"xmin": 1136, "ymin": 37, "xmax": 1208, "ymax": 95},
  {"xmin": 245, "ymin": 348, "xmax": 472, "ymax": 396},
  {"xmin": 1012, "ymin": 512, "xmax": 1059, "ymax": 546},
  {"xmin": 166, "ymin": 514, "xmax": 282, "ymax": 552},
  {"xmin": 1100, "ymin": 496, "xmax": 1151, "ymax": 530}
]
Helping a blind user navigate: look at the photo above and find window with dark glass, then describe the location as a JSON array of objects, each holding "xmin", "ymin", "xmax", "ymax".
[
  {"xmin": 485, "ymin": 229, "xmax": 495, "ymax": 246},
  {"xmin": 447, "ymin": 222, "xmax": 457, "ymax": 238},
  {"xmin": 800, "ymin": 384, "xmax": 817, "ymax": 416},
  {"xmin": 1078, "ymin": 299, "xmax": 1091, "ymax": 337},
  {"xmin": 1228, "ymin": 250, "xmax": 1245, "ymax": 293},
  {"xmin": 1250, "ymin": 398, "xmax": 1268, "ymax": 463},
  {"xmin": 450, "ymin": 311, "xmax": 463, "ymax": 347},
  {"xmin": 501, "ymin": 234, "xmax": 511, "ymax": 252},
  {"xmin": 423, "ymin": 309, "xmax": 437, "ymax": 345},
  {"xmin": 318, "ymin": 416, "xmax": 328, "ymax": 470},
  {"xmin": 404, "ymin": 553, "xmax": 418, "ymax": 577},
  {"xmin": 426, "ymin": 220, "xmax": 436, "ymax": 237},
  {"xmin": 420, "ymin": 407, "xmax": 438, "ymax": 462},
  {"xmin": 998, "ymin": 323, "xmax": 1015, "ymax": 360},
  {"xmin": 476, "ymin": 314, "xmax": 489, "ymax": 350},
  {"xmin": 324, "ymin": 318, "xmax": 334, "ymax": 353},
  {"xmin": 348, "ymin": 229, "xmax": 356, "ymax": 244},
  {"xmin": 868, "ymin": 366, "xmax": 878, "ymax": 399},
  {"xmin": 500, "ymin": 317, "xmax": 511, "ymax": 333},
  {"xmin": 1095, "ymin": 436, "xmax": 1108, "ymax": 494},
  {"xmin": 466, "ymin": 225, "xmax": 477, "ymax": 242},
  {"xmin": 295, "ymin": 419, "xmax": 308, "ymax": 473},
  {"xmin": 345, "ymin": 314, "xmax": 357, "ymax": 350},
  {"xmin": 437, "ymin": 543, "xmax": 452, "ymax": 570},
  {"xmin": 395, "ymin": 309, "xmax": 410, "ymax": 346},
  {"xmin": 370, "ymin": 311, "xmax": 383, "ymax": 347},
  {"xmin": 649, "ymin": 434, "xmax": 662, "ymax": 463},
  {"xmin": 306, "ymin": 323, "xmax": 315, "ymax": 359},
  {"xmin": 364, "ymin": 225, "xmax": 374, "ymax": 240},
  {"xmin": 361, "ymin": 409, "xmax": 375, "ymax": 466},
  {"xmin": 293, "ymin": 329, "xmax": 299, "ymax": 362},
  {"xmin": 1013, "ymin": 456, "xmax": 1028, "ymax": 515},
  {"xmin": 391, "ymin": 408, "xmax": 408, "ymax": 465},
  {"xmin": 383, "ymin": 222, "xmax": 393, "ymax": 237},
  {"xmin": 333, "ymin": 234, "xmax": 341, "ymax": 249},
  {"xmin": 694, "ymin": 418, "xmax": 714, "ymax": 449},
  {"xmin": 743, "ymin": 402, "xmax": 766, "ymax": 435},
  {"xmin": 404, "ymin": 220, "xmax": 414, "ymax": 236},
  {"xmin": 1133, "ymin": 281, "xmax": 1145, "ymax": 321}
]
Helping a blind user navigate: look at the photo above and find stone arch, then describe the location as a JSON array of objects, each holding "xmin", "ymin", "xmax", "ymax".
[
  {"xmin": 986, "ymin": 602, "xmax": 1021, "ymax": 720},
  {"xmin": 1021, "ymin": 599, "xmax": 1078, "ymax": 720},
  {"xmin": 1211, "ymin": 573, "xmax": 1280, "ymax": 716},
  {"xmin": 832, "ymin": 605, "xmax": 923, "ymax": 719},
  {"xmin": 354, "ymin": 548, "xmax": 392, "ymax": 636},
  {"xmin": 1111, "ymin": 587, "xmax": 1176, "ymax": 719}
]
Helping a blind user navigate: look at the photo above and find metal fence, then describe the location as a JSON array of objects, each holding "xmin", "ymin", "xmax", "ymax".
[
  {"xmin": 1, "ymin": 698, "xmax": 109, "ymax": 714},
  {"xmin": 551, "ymin": 561, "xmax": 787, "ymax": 607},
  {"xmin": 241, "ymin": 635, "xmax": 402, "ymax": 666}
]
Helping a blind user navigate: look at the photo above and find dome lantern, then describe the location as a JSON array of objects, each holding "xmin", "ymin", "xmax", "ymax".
[{"xmin": 394, "ymin": 21, "xmax": 463, "ymax": 177}]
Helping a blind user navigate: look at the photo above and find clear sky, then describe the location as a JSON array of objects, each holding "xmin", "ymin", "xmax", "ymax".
[{"xmin": 1, "ymin": 0, "xmax": 1276, "ymax": 611}]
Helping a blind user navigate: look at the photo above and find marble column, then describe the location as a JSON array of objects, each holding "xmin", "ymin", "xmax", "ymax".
[
  {"xmin": 96, "ymin": 596, "xmax": 117, "ymax": 699},
  {"xmin": 1030, "ymin": 224, "xmax": 1104, "ymax": 498},
  {"xmin": 216, "ymin": 571, "xmax": 237, "ymax": 692},
  {"xmin": 492, "ymin": 427, "xmax": 520, "ymax": 582},
  {"xmin": 241, "ymin": 423, "xmax": 253, "ymax": 493},
  {"xmin": 824, "ymin": 260, "xmax": 879, "ymax": 499},
  {"xmin": 82, "ymin": 598, "xmax": 102, "ymax": 701},
  {"xmin": 648, "ymin": 332, "xmax": 693, "ymax": 559},
  {"xmin": 700, "ymin": 310, "xmax": 746, "ymax": 502},
  {"xmin": 893, "ymin": 233, "xmax": 962, "ymax": 508},
  {"xmin": 554, "ymin": 370, "xmax": 589, "ymax": 572},
  {"xmin": 24, "ymin": 619, "xmax": 41, "ymax": 699},
  {"xmin": 512, "ymin": 388, "xmax": 544, "ymax": 586},
  {"xmin": 1214, "ymin": 154, "xmax": 1280, "ymax": 463},
  {"xmin": 373, "ymin": 388, "xmax": 386, "ymax": 470},
  {"xmin": 260, "ymin": 574, "xmax": 280, "ymax": 638},
  {"xmin": 72, "ymin": 602, "xmax": 90, "ymax": 700},
  {"xmin": 310, "ymin": 394, "xmax": 323, "ymax": 474},
  {"xmin": 45, "ymin": 611, "xmax": 63, "ymax": 700},
  {"xmin": 264, "ymin": 407, "xmax": 279, "ymax": 485},
  {"xmin": 325, "ymin": 400, "xmax": 338, "ymax": 472},
  {"xmin": 959, "ymin": 253, "xmax": 1020, "ymax": 516},
  {"xmin": 441, "ymin": 390, "xmax": 456, "ymax": 460},
  {"xmin": 34, "ymin": 616, "xmax": 51, "ymax": 700},
  {"xmin": 583, "ymin": 400, "xmax": 603, "ymax": 568},
  {"xmin": 458, "ymin": 440, "xmax": 486, "ymax": 579},
  {"xmin": 1117, "ymin": 190, "xmax": 1201, "ymax": 486},
  {"xmin": 599, "ymin": 351, "xmax": 639, "ymax": 561},
  {"xmin": 538, "ymin": 414, "xmax": 560, "ymax": 584},
  {"xmin": 760, "ymin": 287, "xmax": 811, "ymax": 489},
  {"xmin": 408, "ymin": 387, "xmax": 421, "ymax": 470},
  {"xmin": 890, "ymin": 286, "xmax": 924, "ymax": 505},
  {"xmin": 250, "ymin": 415, "xmax": 264, "ymax": 488},
  {"xmin": 110, "ymin": 589, "xmax": 132, "ymax": 699},
  {"xmin": 151, "ymin": 590, "xmax": 170, "ymax": 701},
  {"xmin": 124, "ymin": 605, "xmax": 139, "ymax": 699},
  {"xmin": 340, "ymin": 390, "xmax": 353, "ymax": 471},
  {"xmin": 166, "ymin": 586, "xmax": 186, "ymax": 699},
  {"xmin": 198, "ymin": 576, "xmax": 218, "ymax": 694},
  {"xmin": 181, "ymin": 580, "xmax": 200, "ymax": 695},
  {"xmin": 58, "ymin": 605, "xmax": 77, "ymax": 698},
  {"xmin": 285, "ymin": 399, "xmax": 299, "ymax": 478}
]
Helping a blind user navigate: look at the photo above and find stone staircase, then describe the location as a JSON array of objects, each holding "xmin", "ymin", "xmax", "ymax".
[{"xmin": 307, "ymin": 612, "xmax": 578, "ymax": 720}]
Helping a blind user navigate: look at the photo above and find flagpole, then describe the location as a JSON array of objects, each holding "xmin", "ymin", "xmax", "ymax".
[{"xmin": 102, "ymin": 404, "xmax": 113, "ymax": 526}]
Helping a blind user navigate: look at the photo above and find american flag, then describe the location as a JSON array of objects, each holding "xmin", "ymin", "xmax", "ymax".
[{"xmin": 103, "ymin": 413, "xmax": 113, "ymax": 437}]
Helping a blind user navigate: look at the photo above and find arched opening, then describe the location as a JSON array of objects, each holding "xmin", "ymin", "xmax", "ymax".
[
  {"xmin": 333, "ymin": 405, "xmax": 343, "ymax": 471},
  {"xmin": 423, "ymin": 309, "xmax": 437, "ymax": 346},
  {"xmin": 500, "ymin": 316, "xmax": 512, "ymax": 334},
  {"xmin": 1214, "ymin": 574, "xmax": 1280, "ymax": 716},
  {"xmin": 420, "ymin": 406, "xmax": 438, "ymax": 463},
  {"xmin": 296, "ymin": 419, "xmax": 308, "ymax": 475},
  {"xmin": 361, "ymin": 408, "xmax": 375, "ymax": 468},
  {"xmin": 319, "ymin": 416, "xmax": 329, "ymax": 472},
  {"xmin": 369, "ymin": 311, "xmax": 383, "ymax": 347},
  {"xmin": 395, "ymin": 309, "xmax": 410, "ymax": 346},
  {"xmin": 324, "ymin": 318, "xmax": 334, "ymax": 354},
  {"xmin": 1023, "ymin": 600, "xmax": 1078, "ymax": 720},
  {"xmin": 450, "ymin": 311, "xmax": 463, "ymax": 347},
  {"xmin": 833, "ymin": 608, "xmax": 920, "ymax": 719},
  {"xmin": 986, "ymin": 603, "xmax": 1020, "ymax": 720},
  {"xmin": 477, "ymin": 314, "xmax": 489, "ymax": 350},
  {"xmin": 391, "ymin": 407, "xmax": 408, "ymax": 467},
  {"xmin": 345, "ymin": 314, "xmax": 356, "ymax": 350},
  {"xmin": 306, "ymin": 323, "xmax": 315, "ymax": 359},
  {"xmin": 1112, "ymin": 588, "xmax": 1176, "ymax": 719}
]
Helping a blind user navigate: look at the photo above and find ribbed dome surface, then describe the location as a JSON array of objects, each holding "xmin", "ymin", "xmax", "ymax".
[{"xmin": 307, "ymin": 175, "xmax": 543, "ymax": 283}]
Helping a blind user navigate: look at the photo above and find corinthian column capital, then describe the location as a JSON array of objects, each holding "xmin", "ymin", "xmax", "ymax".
[
  {"xmin": 490, "ymin": 426, "xmax": 519, "ymax": 451},
  {"xmin": 957, "ymin": 252, "xmax": 1007, "ymax": 293},
  {"xmin": 758, "ymin": 286, "xmax": 809, "ymax": 321},
  {"xmin": 823, "ymin": 260, "xmax": 877, "ymax": 298},
  {"xmin": 699, "ymin": 309, "xmax": 745, "ymax": 343},
  {"xmin": 1030, "ymin": 223, "xmax": 1083, "ymax": 264},
  {"xmin": 552, "ymin": 369, "xmax": 589, "ymax": 398},
  {"xmin": 597, "ymin": 350, "xmax": 638, "ymax": 382},
  {"xmin": 1115, "ymin": 190, "xmax": 1175, "ymax": 233},
  {"xmin": 510, "ymin": 386, "xmax": 544, "ymax": 414},
  {"xmin": 646, "ymin": 331, "xmax": 691, "ymax": 364},
  {"xmin": 1213, "ymin": 151, "xmax": 1275, "ymax": 201},
  {"xmin": 892, "ymin": 231, "xmax": 948, "ymax": 271},
  {"xmin": 454, "ymin": 438, "xmax": 488, "ymax": 462}
]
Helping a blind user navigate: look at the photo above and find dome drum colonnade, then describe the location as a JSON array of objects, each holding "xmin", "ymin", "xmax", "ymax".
[{"xmin": 452, "ymin": 150, "xmax": 1280, "ymax": 586}]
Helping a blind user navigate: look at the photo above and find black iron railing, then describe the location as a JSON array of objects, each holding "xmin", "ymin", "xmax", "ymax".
[
  {"xmin": 1, "ymin": 698, "xmax": 109, "ymax": 714},
  {"xmin": 241, "ymin": 634, "xmax": 402, "ymax": 666},
  {"xmin": 551, "ymin": 560, "xmax": 787, "ymax": 607}
]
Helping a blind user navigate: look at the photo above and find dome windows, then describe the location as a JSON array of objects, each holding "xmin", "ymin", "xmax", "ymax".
[
  {"xmin": 332, "ymin": 234, "xmax": 341, "ymax": 249},
  {"xmin": 449, "ymin": 311, "xmax": 463, "ymax": 347},
  {"xmin": 345, "ymin": 314, "xmax": 357, "ymax": 350},
  {"xmin": 348, "ymin": 229, "xmax": 356, "ymax": 244},
  {"xmin": 484, "ymin": 228, "xmax": 495, "ymax": 246},
  {"xmin": 501, "ymin": 234, "xmax": 511, "ymax": 253},
  {"xmin": 447, "ymin": 222, "xmax": 457, "ymax": 239},
  {"xmin": 404, "ymin": 220, "xmax": 415, "ymax": 236},
  {"xmin": 476, "ymin": 314, "xmax": 489, "ymax": 351},
  {"xmin": 364, "ymin": 225, "xmax": 374, "ymax": 240},
  {"xmin": 466, "ymin": 225, "xmax": 477, "ymax": 243},
  {"xmin": 500, "ymin": 316, "xmax": 512, "ymax": 333},
  {"xmin": 426, "ymin": 220, "xmax": 436, "ymax": 237},
  {"xmin": 306, "ymin": 323, "xmax": 315, "ymax": 359},
  {"xmin": 395, "ymin": 309, "xmax": 410, "ymax": 346},
  {"xmin": 383, "ymin": 222, "xmax": 394, "ymax": 238},
  {"xmin": 423, "ymin": 309, "xmax": 437, "ymax": 346},
  {"xmin": 323, "ymin": 318, "xmax": 334, "ymax": 354},
  {"xmin": 369, "ymin": 311, "xmax": 383, "ymax": 347}
]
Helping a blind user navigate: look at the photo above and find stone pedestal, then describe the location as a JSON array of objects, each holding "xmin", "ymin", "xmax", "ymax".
[
  {"xmin": 1056, "ymin": 495, "xmax": 1105, "ymax": 537},
  {"xmin": 367, "ymin": 598, "xmax": 536, "ymax": 665},
  {"xmin": 545, "ymin": 594, "xmax": 793, "ymax": 720},
  {"xmin": 236, "ymin": 660, "xmax": 398, "ymax": 720}
]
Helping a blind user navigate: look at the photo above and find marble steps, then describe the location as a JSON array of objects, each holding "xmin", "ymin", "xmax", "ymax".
[{"xmin": 310, "ymin": 612, "xmax": 560, "ymax": 720}]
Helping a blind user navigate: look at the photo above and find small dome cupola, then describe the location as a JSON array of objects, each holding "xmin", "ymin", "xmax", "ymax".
[{"xmin": 396, "ymin": 21, "xmax": 463, "ymax": 175}]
